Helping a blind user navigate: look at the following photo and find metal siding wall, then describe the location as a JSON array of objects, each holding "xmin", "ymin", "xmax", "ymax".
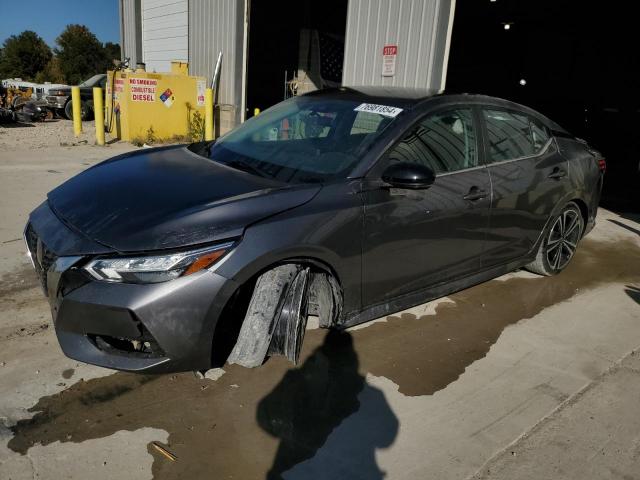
[
  {"xmin": 142, "ymin": 0, "xmax": 189, "ymax": 72},
  {"xmin": 188, "ymin": 0, "xmax": 245, "ymax": 125},
  {"xmin": 120, "ymin": 0, "xmax": 142, "ymax": 66},
  {"xmin": 342, "ymin": 0, "xmax": 455, "ymax": 90}
]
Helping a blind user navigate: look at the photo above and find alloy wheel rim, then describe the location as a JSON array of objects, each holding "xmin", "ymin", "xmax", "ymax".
[{"xmin": 546, "ymin": 209, "xmax": 582, "ymax": 270}]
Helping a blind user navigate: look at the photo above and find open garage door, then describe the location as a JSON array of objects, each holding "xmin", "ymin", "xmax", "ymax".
[
  {"xmin": 446, "ymin": 0, "xmax": 639, "ymax": 212},
  {"xmin": 245, "ymin": 0, "xmax": 349, "ymax": 117}
]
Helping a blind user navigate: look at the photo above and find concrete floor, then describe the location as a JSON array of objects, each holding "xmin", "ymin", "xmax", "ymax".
[{"xmin": 1, "ymin": 123, "xmax": 639, "ymax": 479}]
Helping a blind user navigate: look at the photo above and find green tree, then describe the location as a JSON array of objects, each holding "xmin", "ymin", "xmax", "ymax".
[
  {"xmin": 34, "ymin": 57, "xmax": 66, "ymax": 84},
  {"xmin": 103, "ymin": 42, "xmax": 121, "ymax": 65},
  {"xmin": 0, "ymin": 31, "xmax": 52, "ymax": 80},
  {"xmin": 55, "ymin": 24, "xmax": 108, "ymax": 84}
]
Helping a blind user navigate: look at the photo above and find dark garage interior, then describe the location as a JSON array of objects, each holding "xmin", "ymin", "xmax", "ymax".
[
  {"xmin": 446, "ymin": 0, "xmax": 639, "ymax": 213},
  {"xmin": 245, "ymin": 0, "xmax": 348, "ymax": 117}
]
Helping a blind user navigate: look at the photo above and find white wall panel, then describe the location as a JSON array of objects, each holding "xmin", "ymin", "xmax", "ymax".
[
  {"xmin": 342, "ymin": 0, "xmax": 455, "ymax": 91},
  {"xmin": 141, "ymin": 0, "xmax": 188, "ymax": 72}
]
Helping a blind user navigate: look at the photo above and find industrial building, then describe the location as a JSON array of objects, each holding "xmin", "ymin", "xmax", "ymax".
[
  {"xmin": 118, "ymin": 0, "xmax": 455, "ymax": 131},
  {"xmin": 118, "ymin": 0, "xmax": 638, "ymax": 210}
]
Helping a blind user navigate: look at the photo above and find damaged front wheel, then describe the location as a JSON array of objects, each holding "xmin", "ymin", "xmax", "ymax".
[{"xmin": 226, "ymin": 264, "xmax": 341, "ymax": 368}]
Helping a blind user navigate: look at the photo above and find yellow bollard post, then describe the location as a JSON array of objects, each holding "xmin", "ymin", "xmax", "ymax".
[
  {"xmin": 71, "ymin": 86, "xmax": 82, "ymax": 136},
  {"xmin": 253, "ymin": 107, "xmax": 260, "ymax": 117},
  {"xmin": 93, "ymin": 87, "xmax": 105, "ymax": 146},
  {"xmin": 204, "ymin": 88, "xmax": 214, "ymax": 141}
]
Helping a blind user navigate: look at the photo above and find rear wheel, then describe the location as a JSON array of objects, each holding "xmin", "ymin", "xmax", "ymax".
[{"xmin": 526, "ymin": 202, "xmax": 584, "ymax": 276}]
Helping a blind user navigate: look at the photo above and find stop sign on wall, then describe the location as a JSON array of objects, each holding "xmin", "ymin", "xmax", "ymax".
[{"xmin": 382, "ymin": 45, "xmax": 398, "ymax": 77}]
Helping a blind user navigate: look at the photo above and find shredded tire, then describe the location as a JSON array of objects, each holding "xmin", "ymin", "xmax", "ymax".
[{"xmin": 227, "ymin": 265, "xmax": 300, "ymax": 367}]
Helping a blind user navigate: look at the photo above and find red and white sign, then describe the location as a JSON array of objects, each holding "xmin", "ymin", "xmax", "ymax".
[
  {"xmin": 129, "ymin": 77, "xmax": 157, "ymax": 102},
  {"xmin": 114, "ymin": 78, "xmax": 124, "ymax": 93},
  {"xmin": 196, "ymin": 79, "xmax": 206, "ymax": 106},
  {"xmin": 382, "ymin": 45, "xmax": 398, "ymax": 77}
]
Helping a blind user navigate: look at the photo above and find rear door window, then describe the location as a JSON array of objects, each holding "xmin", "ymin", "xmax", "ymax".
[{"xmin": 482, "ymin": 109, "xmax": 550, "ymax": 162}]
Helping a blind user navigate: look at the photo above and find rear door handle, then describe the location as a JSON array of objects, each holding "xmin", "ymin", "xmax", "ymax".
[
  {"xmin": 548, "ymin": 167, "xmax": 567, "ymax": 179},
  {"xmin": 463, "ymin": 187, "xmax": 488, "ymax": 201}
]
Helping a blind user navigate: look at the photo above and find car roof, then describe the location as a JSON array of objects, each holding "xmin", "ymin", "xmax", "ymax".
[
  {"xmin": 302, "ymin": 87, "xmax": 568, "ymax": 134},
  {"xmin": 302, "ymin": 86, "xmax": 440, "ymax": 109}
]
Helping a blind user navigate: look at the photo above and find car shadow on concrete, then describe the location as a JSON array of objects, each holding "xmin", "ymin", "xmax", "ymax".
[
  {"xmin": 608, "ymin": 219, "xmax": 640, "ymax": 237},
  {"xmin": 0, "ymin": 121, "xmax": 36, "ymax": 128},
  {"xmin": 625, "ymin": 285, "xmax": 640, "ymax": 306}
]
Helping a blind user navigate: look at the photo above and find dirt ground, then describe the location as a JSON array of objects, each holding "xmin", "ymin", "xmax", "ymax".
[
  {"xmin": 0, "ymin": 118, "xmax": 108, "ymax": 151},
  {"xmin": 1, "ymin": 121, "xmax": 640, "ymax": 479}
]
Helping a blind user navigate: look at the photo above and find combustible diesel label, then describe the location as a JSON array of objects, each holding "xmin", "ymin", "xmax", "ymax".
[
  {"xmin": 130, "ymin": 78, "xmax": 157, "ymax": 102},
  {"xmin": 354, "ymin": 103, "xmax": 403, "ymax": 118}
]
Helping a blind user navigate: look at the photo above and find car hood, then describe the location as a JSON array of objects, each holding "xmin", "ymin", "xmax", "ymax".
[{"xmin": 47, "ymin": 145, "xmax": 321, "ymax": 252}]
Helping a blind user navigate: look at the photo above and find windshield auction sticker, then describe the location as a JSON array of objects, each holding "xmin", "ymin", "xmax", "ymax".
[
  {"xmin": 129, "ymin": 78, "xmax": 157, "ymax": 102},
  {"xmin": 354, "ymin": 103, "xmax": 403, "ymax": 118}
]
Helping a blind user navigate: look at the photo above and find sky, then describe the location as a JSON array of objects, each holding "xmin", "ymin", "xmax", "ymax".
[{"xmin": 0, "ymin": 0, "xmax": 120, "ymax": 47}]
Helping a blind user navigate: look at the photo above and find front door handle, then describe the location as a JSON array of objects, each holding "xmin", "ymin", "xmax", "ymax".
[
  {"xmin": 463, "ymin": 187, "xmax": 488, "ymax": 201},
  {"xmin": 548, "ymin": 167, "xmax": 567, "ymax": 179}
]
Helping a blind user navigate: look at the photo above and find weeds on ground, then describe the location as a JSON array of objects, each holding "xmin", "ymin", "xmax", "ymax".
[{"xmin": 129, "ymin": 104, "xmax": 206, "ymax": 147}]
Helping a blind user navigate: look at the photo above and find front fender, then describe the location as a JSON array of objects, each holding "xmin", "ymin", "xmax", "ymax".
[{"xmin": 214, "ymin": 182, "xmax": 363, "ymax": 318}]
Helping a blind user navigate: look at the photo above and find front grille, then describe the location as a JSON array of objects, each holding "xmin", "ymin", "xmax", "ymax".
[
  {"xmin": 25, "ymin": 223, "xmax": 38, "ymax": 258},
  {"xmin": 25, "ymin": 223, "xmax": 59, "ymax": 295}
]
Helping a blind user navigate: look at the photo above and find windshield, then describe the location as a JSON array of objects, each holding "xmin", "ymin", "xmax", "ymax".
[
  {"xmin": 189, "ymin": 96, "xmax": 402, "ymax": 183},
  {"xmin": 79, "ymin": 75, "xmax": 105, "ymax": 87}
]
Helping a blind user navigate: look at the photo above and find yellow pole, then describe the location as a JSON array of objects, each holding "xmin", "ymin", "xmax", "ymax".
[
  {"xmin": 204, "ymin": 88, "xmax": 214, "ymax": 141},
  {"xmin": 253, "ymin": 107, "xmax": 260, "ymax": 117},
  {"xmin": 93, "ymin": 87, "xmax": 105, "ymax": 146},
  {"xmin": 71, "ymin": 86, "xmax": 82, "ymax": 136}
]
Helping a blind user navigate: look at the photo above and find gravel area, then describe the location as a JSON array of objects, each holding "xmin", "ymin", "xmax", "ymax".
[{"xmin": 0, "ymin": 119, "xmax": 118, "ymax": 151}]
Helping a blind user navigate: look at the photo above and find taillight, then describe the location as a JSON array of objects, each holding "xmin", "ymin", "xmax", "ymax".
[{"xmin": 597, "ymin": 158, "xmax": 606, "ymax": 173}]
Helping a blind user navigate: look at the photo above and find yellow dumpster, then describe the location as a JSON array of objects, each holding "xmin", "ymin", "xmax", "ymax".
[{"xmin": 105, "ymin": 62, "xmax": 207, "ymax": 143}]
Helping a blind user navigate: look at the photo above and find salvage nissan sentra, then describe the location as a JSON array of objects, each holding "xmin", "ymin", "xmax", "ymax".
[{"xmin": 24, "ymin": 87, "xmax": 605, "ymax": 373}]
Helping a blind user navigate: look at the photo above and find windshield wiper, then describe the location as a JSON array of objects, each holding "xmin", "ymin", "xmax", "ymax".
[{"xmin": 226, "ymin": 159, "xmax": 269, "ymax": 178}]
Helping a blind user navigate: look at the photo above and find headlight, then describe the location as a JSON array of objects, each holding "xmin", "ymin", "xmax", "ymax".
[{"xmin": 84, "ymin": 242, "xmax": 234, "ymax": 284}]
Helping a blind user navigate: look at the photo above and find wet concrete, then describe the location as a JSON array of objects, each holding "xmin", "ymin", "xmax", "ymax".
[
  {"xmin": 6, "ymin": 237, "xmax": 640, "ymax": 479},
  {"xmin": 354, "ymin": 238, "xmax": 640, "ymax": 396}
]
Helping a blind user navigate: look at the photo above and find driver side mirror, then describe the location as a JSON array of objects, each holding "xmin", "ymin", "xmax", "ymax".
[{"xmin": 381, "ymin": 162, "xmax": 435, "ymax": 190}]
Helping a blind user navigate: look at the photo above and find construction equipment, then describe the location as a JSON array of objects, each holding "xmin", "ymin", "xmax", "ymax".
[{"xmin": 0, "ymin": 85, "xmax": 52, "ymax": 122}]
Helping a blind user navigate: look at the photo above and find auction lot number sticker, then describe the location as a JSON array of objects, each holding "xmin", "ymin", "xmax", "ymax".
[{"xmin": 354, "ymin": 103, "xmax": 403, "ymax": 118}]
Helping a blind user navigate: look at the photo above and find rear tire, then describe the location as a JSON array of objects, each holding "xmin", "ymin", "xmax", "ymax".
[{"xmin": 526, "ymin": 202, "xmax": 584, "ymax": 276}]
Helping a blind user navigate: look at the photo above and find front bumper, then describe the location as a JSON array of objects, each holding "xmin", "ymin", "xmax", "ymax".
[
  {"xmin": 25, "ymin": 204, "xmax": 239, "ymax": 373},
  {"xmin": 54, "ymin": 269, "xmax": 237, "ymax": 372},
  {"xmin": 45, "ymin": 95, "xmax": 68, "ymax": 109}
]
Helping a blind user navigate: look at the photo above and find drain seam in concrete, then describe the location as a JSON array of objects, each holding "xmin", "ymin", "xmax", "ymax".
[{"xmin": 466, "ymin": 346, "xmax": 640, "ymax": 480}]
